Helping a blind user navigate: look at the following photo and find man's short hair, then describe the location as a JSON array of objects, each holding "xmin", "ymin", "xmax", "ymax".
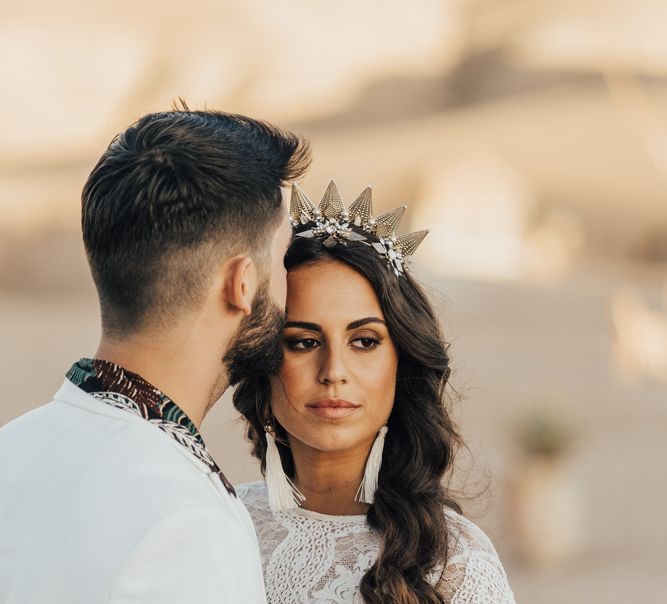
[{"xmin": 82, "ymin": 107, "xmax": 310, "ymax": 338}]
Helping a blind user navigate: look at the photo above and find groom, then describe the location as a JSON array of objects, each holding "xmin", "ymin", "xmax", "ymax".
[{"xmin": 0, "ymin": 108, "xmax": 309, "ymax": 602}]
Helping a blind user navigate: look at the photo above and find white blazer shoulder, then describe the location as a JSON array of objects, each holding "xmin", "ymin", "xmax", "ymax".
[{"xmin": 0, "ymin": 380, "xmax": 266, "ymax": 604}]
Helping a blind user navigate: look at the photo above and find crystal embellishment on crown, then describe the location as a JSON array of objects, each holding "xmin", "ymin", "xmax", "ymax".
[{"xmin": 290, "ymin": 180, "xmax": 428, "ymax": 277}]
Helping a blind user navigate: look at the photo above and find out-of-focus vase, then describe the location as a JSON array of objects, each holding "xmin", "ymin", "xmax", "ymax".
[{"xmin": 510, "ymin": 456, "xmax": 583, "ymax": 567}]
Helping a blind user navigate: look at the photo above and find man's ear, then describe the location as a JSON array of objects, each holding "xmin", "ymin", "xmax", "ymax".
[{"xmin": 221, "ymin": 255, "xmax": 257, "ymax": 316}]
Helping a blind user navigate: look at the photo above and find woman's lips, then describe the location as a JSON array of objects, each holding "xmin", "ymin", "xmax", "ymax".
[{"xmin": 306, "ymin": 398, "xmax": 360, "ymax": 419}]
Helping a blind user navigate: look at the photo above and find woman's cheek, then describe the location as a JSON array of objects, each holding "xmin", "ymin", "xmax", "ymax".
[
  {"xmin": 366, "ymin": 359, "xmax": 398, "ymax": 415},
  {"xmin": 271, "ymin": 364, "xmax": 308, "ymax": 425},
  {"xmin": 278, "ymin": 357, "xmax": 305, "ymax": 399}
]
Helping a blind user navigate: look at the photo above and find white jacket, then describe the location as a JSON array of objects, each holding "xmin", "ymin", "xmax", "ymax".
[{"xmin": 0, "ymin": 379, "xmax": 266, "ymax": 604}]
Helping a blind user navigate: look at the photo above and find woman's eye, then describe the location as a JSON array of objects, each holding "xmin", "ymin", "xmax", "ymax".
[
  {"xmin": 350, "ymin": 337, "xmax": 380, "ymax": 350},
  {"xmin": 286, "ymin": 338, "xmax": 320, "ymax": 350}
]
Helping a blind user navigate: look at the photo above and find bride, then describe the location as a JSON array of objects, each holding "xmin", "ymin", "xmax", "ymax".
[{"xmin": 235, "ymin": 182, "xmax": 515, "ymax": 603}]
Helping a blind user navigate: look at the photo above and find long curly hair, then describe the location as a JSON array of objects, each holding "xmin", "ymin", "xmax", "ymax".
[{"xmin": 233, "ymin": 233, "xmax": 462, "ymax": 603}]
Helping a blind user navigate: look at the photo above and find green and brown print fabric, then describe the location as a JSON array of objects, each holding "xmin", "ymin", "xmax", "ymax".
[{"xmin": 67, "ymin": 358, "xmax": 235, "ymax": 495}]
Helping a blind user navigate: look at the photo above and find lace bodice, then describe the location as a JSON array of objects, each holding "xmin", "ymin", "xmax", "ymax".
[{"xmin": 237, "ymin": 481, "xmax": 515, "ymax": 604}]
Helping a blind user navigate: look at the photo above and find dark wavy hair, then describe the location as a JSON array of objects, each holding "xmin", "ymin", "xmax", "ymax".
[{"xmin": 233, "ymin": 232, "xmax": 462, "ymax": 603}]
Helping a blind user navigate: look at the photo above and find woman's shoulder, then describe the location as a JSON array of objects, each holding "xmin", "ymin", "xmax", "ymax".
[
  {"xmin": 441, "ymin": 507, "xmax": 515, "ymax": 602},
  {"xmin": 236, "ymin": 480, "xmax": 269, "ymax": 509},
  {"xmin": 443, "ymin": 507, "xmax": 501, "ymax": 559},
  {"xmin": 236, "ymin": 480, "xmax": 280, "ymax": 532}
]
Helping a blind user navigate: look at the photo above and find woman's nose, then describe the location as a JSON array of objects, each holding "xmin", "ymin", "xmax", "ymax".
[{"xmin": 317, "ymin": 345, "xmax": 348, "ymax": 385}]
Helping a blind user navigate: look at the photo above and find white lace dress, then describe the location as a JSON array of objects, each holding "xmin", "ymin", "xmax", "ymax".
[{"xmin": 237, "ymin": 481, "xmax": 515, "ymax": 604}]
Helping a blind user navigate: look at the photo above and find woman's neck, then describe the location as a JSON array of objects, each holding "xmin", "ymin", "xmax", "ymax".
[{"xmin": 290, "ymin": 439, "xmax": 372, "ymax": 516}]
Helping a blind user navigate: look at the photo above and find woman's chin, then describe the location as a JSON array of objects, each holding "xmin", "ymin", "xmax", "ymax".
[{"xmin": 296, "ymin": 424, "xmax": 370, "ymax": 454}]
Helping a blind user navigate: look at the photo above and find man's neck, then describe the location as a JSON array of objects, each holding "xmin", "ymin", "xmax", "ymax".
[{"xmin": 95, "ymin": 331, "xmax": 228, "ymax": 430}]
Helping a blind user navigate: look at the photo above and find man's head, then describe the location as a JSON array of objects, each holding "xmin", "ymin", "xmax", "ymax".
[
  {"xmin": 82, "ymin": 108, "xmax": 309, "ymax": 398},
  {"xmin": 83, "ymin": 108, "xmax": 309, "ymax": 337}
]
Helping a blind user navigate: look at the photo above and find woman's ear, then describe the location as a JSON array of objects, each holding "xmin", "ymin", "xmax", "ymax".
[{"xmin": 221, "ymin": 255, "xmax": 257, "ymax": 316}]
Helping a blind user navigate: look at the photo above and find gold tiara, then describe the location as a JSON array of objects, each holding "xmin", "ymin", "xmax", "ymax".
[{"xmin": 290, "ymin": 180, "xmax": 428, "ymax": 277}]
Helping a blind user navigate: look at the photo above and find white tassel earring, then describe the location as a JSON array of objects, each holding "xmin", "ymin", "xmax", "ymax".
[
  {"xmin": 355, "ymin": 426, "xmax": 388, "ymax": 505},
  {"xmin": 264, "ymin": 425, "xmax": 306, "ymax": 512}
]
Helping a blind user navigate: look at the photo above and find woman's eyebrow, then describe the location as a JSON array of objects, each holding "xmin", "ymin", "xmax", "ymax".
[
  {"xmin": 284, "ymin": 321, "xmax": 321, "ymax": 331},
  {"xmin": 284, "ymin": 317, "xmax": 386, "ymax": 331},
  {"xmin": 346, "ymin": 317, "xmax": 386, "ymax": 330}
]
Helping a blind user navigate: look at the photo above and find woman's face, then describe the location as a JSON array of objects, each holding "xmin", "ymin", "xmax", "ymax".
[{"xmin": 270, "ymin": 259, "xmax": 399, "ymax": 455}]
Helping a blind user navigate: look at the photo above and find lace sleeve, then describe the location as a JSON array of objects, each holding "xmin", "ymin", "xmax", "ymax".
[
  {"xmin": 440, "ymin": 511, "xmax": 516, "ymax": 604},
  {"xmin": 236, "ymin": 481, "xmax": 289, "ymax": 565}
]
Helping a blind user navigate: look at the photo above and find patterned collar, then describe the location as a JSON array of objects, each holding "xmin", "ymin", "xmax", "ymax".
[{"xmin": 66, "ymin": 358, "xmax": 235, "ymax": 496}]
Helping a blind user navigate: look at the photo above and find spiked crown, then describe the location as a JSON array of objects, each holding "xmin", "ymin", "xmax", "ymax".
[{"xmin": 290, "ymin": 180, "xmax": 428, "ymax": 277}]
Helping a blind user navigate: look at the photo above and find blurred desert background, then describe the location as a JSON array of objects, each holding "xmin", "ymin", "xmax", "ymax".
[{"xmin": 1, "ymin": 1, "xmax": 666, "ymax": 601}]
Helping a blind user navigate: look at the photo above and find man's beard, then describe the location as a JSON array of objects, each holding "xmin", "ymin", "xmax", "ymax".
[{"xmin": 223, "ymin": 282, "xmax": 285, "ymax": 387}]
